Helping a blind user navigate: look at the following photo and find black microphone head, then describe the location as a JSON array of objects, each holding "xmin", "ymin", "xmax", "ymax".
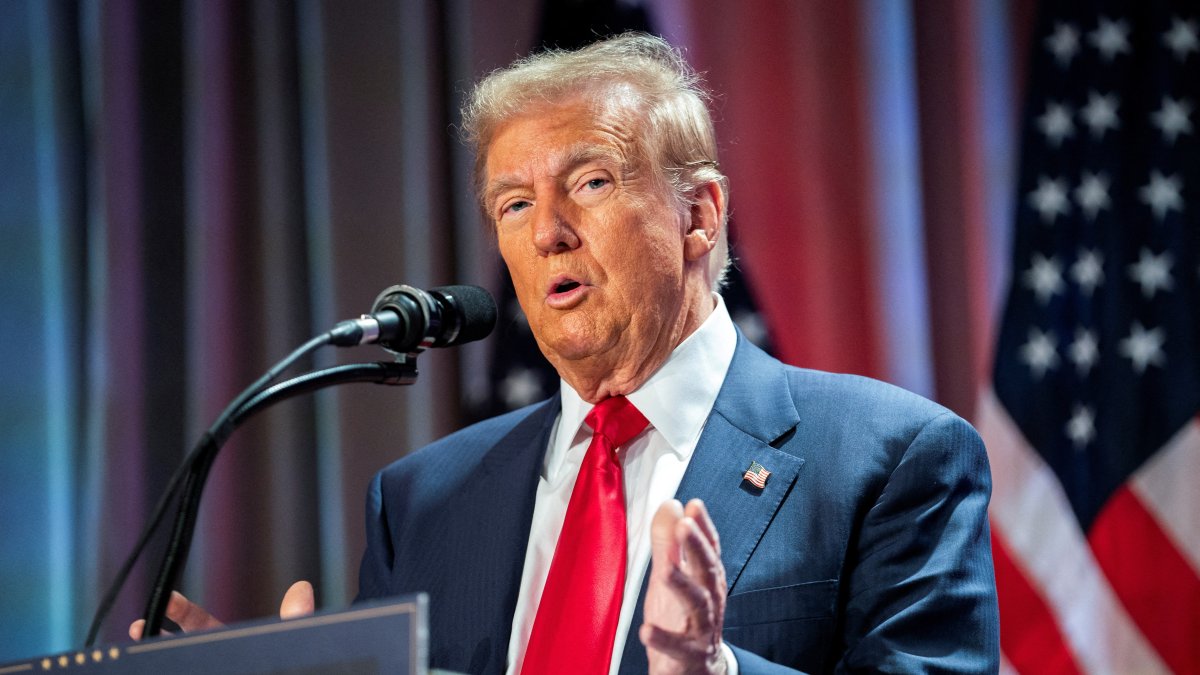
[{"xmin": 429, "ymin": 285, "xmax": 497, "ymax": 346}]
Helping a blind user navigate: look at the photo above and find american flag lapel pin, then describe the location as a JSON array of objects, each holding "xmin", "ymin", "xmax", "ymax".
[{"xmin": 742, "ymin": 461, "xmax": 771, "ymax": 489}]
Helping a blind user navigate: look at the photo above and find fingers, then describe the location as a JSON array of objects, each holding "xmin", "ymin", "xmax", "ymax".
[
  {"xmin": 129, "ymin": 581, "xmax": 315, "ymax": 642},
  {"xmin": 651, "ymin": 499, "xmax": 725, "ymax": 601},
  {"xmin": 684, "ymin": 498, "xmax": 721, "ymax": 556},
  {"xmin": 128, "ymin": 591, "xmax": 218, "ymax": 640},
  {"xmin": 676, "ymin": 507, "xmax": 726, "ymax": 630},
  {"xmin": 128, "ymin": 619, "xmax": 177, "ymax": 640},
  {"xmin": 650, "ymin": 499, "xmax": 686, "ymax": 570},
  {"xmin": 677, "ymin": 517, "xmax": 720, "ymax": 587},
  {"xmin": 641, "ymin": 498, "xmax": 729, "ymax": 674},
  {"xmin": 166, "ymin": 590, "xmax": 224, "ymax": 632},
  {"xmin": 639, "ymin": 622, "xmax": 718, "ymax": 664},
  {"xmin": 280, "ymin": 580, "xmax": 316, "ymax": 620},
  {"xmin": 664, "ymin": 563, "xmax": 717, "ymax": 636}
]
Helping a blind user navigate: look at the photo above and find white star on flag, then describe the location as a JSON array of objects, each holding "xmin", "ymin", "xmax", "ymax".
[
  {"xmin": 1020, "ymin": 327, "xmax": 1060, "ymax": 379},
  {"xmin": 1127, "ymin": 248, "xmax": 1175, "ymax": 298},
  {"xmin": 1075, "ymin": 172, "xmax": 1111, "ymax": 220},
  {"xmin": 1119, "ymin": 321, "xmax": 1166, "ymax": 374},
  {"xmin": 1065, "ymin": 403, "xmax": 1097, "ymax": 449},
  {"xmin": 1151, "ymin": 96, "xmax": 1193, "ymax": 144},
  {"xmin": 1028, "ymin": 176, "xmax": 1071, "ymax": 223},
  {"xmin": 1024, "ymin": 253, "xmax": 1065, "ymax": 304},
  {"xmin": 1069, "ymin": 327, "xmax": 1099, "ymax": 375},
  {"xmin": 1089, "ymin": 16, "xmax": 1132, "ymax": 61},
  {"xmin": 1045, "ymin": 22, "xmax": 1081, "ymax": 67},
  {"xmin": 1038, "ymin": 102, "xmax": 1075, "ymax": 146},
  {"xmin": 1070, "ymin": 248, "xmax": 1105, "ymax": 295},
  {"xmin": 1080, "ymin": 91, "xmax": 1120, "ymax": 138},
  {"xmin": 1138, "ymin": 170, "xmax": 1184, "ymax": 221},
  {"xmin": 1163, "ymin": 16, "xmax": 1199, "ymax": 61}
]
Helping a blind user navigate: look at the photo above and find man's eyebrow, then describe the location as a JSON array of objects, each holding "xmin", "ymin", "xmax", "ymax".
[
  {"xmin": 483, "ymin": 177, "xmax": 526, "ymax": 209},
  {"xmin": 559, "ymin": 144, "xmax": 626, "ymax": 174}
]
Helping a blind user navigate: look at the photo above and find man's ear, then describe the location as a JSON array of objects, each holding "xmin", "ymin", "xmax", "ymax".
[{"xmin": 683, "ymin": 180, "xmax": 724, "ymax": 263}]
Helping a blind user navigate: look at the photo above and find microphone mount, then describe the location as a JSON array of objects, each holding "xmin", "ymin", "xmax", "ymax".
[{"xmin": 84, "ymin": 283, "xmax": 496, "ymax": 647}]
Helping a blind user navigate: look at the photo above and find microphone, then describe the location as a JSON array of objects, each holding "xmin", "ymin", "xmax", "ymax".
[{"xmin": 331, "ymin": 284, "xmax": 497, "ymax": 353}]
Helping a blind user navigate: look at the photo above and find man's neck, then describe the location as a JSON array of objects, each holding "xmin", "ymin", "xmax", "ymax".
[{"xmin": 554, "ymin": 291, "xmax": 717, "ymax": 403}]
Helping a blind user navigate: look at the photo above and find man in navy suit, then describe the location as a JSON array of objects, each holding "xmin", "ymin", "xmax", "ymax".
[
  {"xmin": 148, "ymin": 33, "xmax": 999, "ymax": 674},
  {"xmin": 357, "ymin": 32, "xmax": 999, "ymax": 674}
]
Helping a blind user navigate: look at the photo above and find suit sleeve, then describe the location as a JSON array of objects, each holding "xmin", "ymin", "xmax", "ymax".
[
  {"xmin": 356, "ymin": 471, "xmax": 395, "ymax": 602},
  {"xmin": 731, "ymin": 412, "xmax": 1000, "ymax": 674}
]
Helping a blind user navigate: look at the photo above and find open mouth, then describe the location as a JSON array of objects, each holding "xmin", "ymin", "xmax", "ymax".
[
  {"xmin": 545, "ymin": 275, "xmax": 589, "ymax": 307},
  {"xmin": 547, "ymin": 274, "xmax": 586, "ymax": 296}
]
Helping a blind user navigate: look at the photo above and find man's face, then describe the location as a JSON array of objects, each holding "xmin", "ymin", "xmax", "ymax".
[{"xmin": 484, "ymin": 98, "xmax": 710, "ymax": 396}]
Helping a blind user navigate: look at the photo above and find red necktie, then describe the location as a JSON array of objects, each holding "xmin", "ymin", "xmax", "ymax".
[{"xmin": 521, "ymin": 396, "xmax": 649, "ymax": 675}]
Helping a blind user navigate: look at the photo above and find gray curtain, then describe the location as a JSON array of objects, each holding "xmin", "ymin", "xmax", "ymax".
[{"xmin": 0, "ymin": 0, "xmax": 539, "ymax": 652}]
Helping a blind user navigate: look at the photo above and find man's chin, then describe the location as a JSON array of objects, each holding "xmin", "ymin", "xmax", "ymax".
[
  {"xmin": 537, "ymin": 332, "xmax": 615, "ymax": 367},
  {"xmin": 541, "ymin": 340, "xmax": 602, "ymax": 365}
]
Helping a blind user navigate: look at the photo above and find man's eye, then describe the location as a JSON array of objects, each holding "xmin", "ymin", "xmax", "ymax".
[
  {"xmin": 504, "ymin": 200, "xmax": 531, "ymax": 215},
  {"xmin": 584, "ymin": 178, "xmax": 609, "ymax": 190}
]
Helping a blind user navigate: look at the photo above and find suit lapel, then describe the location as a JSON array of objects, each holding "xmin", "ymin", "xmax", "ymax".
[
  {"xmin": 675, "ymin": 413, "xmax": 805, "ymax": 589},
  {"xmin": 433, "ymin": 396, "xmax": 559, "ymax": 673},
  {"xmin": 618, "ymin": 337, "xmax": 804, "ymax": 673}
]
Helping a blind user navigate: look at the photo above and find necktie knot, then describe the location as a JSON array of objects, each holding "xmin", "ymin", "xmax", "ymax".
[{"xmin": 586, "ymin": 396, "xmax": 649, "ymax": 451}]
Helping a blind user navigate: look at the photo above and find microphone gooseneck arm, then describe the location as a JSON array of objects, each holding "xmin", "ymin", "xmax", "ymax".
[
  {"xmin": 86, "ymin": 331, "xmax": 335, "ymax": 647},
  {"xmin": 134, "ymin": 331, "xmax": 334, "ymax": 640},
  {"xmin": 139, "ymin": 359, "xmax": 418, "ymax": 638},
  {"xmin": 84, "ymin": 283, "xmax": 496, "ymax": 647},
  {"xmin": 237, "ymin": 362, "xmax": 418, "ymax": 420}
]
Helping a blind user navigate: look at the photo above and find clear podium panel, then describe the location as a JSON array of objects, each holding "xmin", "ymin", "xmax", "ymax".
[{"xmin": 1, "ymin": 595, "xmax": 427, "ymax": 675}]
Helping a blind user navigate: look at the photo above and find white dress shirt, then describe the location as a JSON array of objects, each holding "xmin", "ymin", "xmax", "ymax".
[{"xmin": 506, "ymin": 295, "xmax": 739, "ymax": 675}]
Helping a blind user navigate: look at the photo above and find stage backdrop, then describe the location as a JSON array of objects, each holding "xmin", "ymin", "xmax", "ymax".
[{"xmin": 5, "ymin": 1, "xmax": 1196, "ymax": 673}]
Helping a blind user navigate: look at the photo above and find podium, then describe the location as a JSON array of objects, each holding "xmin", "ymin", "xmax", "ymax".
[{"xmin": 0, "ymin": 595, "xmax": 427, "ymax": 674}]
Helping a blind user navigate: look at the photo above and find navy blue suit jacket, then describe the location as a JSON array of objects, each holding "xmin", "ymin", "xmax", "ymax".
[{"xmin": 357, "ymin": 335, "xmax": 1000, "ymax": 673}]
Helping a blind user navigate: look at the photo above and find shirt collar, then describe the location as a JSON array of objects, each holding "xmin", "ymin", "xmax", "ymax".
[{"xmin": 557, "ymin": 294, "xmax": 738, "ymax": 462}]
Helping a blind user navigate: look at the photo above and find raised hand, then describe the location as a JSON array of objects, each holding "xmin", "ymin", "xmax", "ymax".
[{"xmin": 639, "ymin": 499, "xmax": 728, "ymax": 675}]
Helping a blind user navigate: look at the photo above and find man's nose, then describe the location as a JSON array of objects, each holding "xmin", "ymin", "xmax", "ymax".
[{"xmin": 531, "ymin": 197, "xmax": 581, "ymax": 254}]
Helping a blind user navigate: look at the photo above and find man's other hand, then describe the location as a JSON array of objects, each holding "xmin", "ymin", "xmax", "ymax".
[
  {"xmin": 128, "ymin": 580, "xmax": 315, "ymax": 640},
  {"xmin": 640, "ymin": 499, "xmax": 728, "ymax": 675}
]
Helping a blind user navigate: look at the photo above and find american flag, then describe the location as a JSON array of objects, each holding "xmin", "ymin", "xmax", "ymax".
[
  {"xmin": 978, "ymin": 3, "xmax": 1199, "ymax": 673},
  {"xmin": 741, "ymin": 461, "xmax": 770, "ymax": 490}
]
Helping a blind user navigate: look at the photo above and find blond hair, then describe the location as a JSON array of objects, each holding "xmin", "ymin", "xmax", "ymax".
[{"xmin": 462, "ymin": 32, "xmax": 731, "ymax": 288}]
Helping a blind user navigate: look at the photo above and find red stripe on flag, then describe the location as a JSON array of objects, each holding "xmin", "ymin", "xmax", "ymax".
[
  {"xmin": 1089, "ymin": 485, "xmax": 1200, "ymax": 674},
  {"xmin": 991, "ymin": 527, "xmax": 1083, "ymax": 675}
]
